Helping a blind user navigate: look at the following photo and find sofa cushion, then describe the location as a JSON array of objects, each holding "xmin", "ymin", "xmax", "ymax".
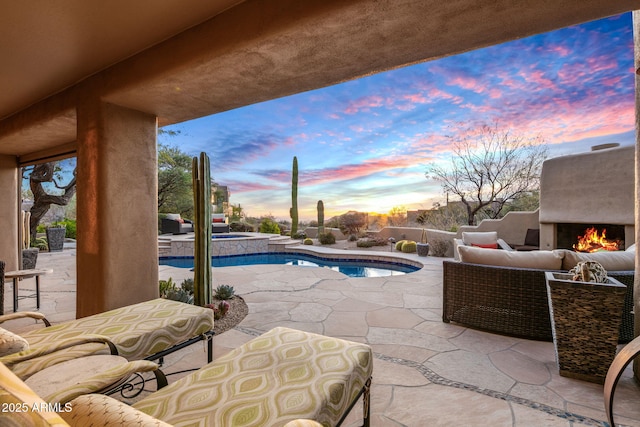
[
  {"xmin": 462, "ymin": 231, "xmax": 497, "ymax": 246},
  {"xmin": 458, "ymin": 245, "xmax": 564, "ymax": 270},
  {"xmin": 561, "ymin": 250, "xmax": 635, "ymax": 271},
  {"xmin": 165, "ymin": 213, "xmax": 181, "ymax": 221},
  {"xmin": 0, "ymin": 327, "xmax": 29, "ymax": 357}
]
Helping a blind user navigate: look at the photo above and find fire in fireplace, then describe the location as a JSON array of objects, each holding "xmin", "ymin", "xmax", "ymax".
[
  {"xmin": 573, "ymin": 227, "xmax": 621, "ymax": 252},
  {"xmin": 556, "ymin": 223, "xmax": 625, "ymax": 252}
]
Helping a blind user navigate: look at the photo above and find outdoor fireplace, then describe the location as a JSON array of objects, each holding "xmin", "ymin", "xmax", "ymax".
[
  {"xmin": 556, "ymin": 223, "xmax": 625, "ymax": 252},
  {"xmin": 539, "ymin": 144, "xmax": 635, "ymax": 251}
]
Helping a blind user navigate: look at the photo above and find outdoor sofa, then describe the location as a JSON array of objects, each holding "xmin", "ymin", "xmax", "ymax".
[
  {"xmin": 161, "ymin": 213, "xmax": 194, "ymax": 234},
  {"xmin": 443, "ymin": 246, "xmax": 635, "ymax": 342}
]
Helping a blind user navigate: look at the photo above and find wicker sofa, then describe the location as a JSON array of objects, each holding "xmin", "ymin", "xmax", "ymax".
[{"xmin": 442, "ymin": 247, "xmax": 635, "ymax": 343}]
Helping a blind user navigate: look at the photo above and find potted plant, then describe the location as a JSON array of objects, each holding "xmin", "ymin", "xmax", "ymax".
[
  {"xmin": 545, "ymin": 261, "xmax": 627, "ymax": 383},
  {"xmin": 21, "ymin": 210, "xmax": 38, "ymax": 269},
  {"xmin": 46, "ymin": 221, "xmax": 66, "ymax": 252},
  {"xmin": 415, "ymin": 211, "xmax": 430, "ymax": 257}
]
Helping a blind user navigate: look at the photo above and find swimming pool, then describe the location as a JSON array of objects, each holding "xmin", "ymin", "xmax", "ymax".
[{"xmin": 159, "ymin": 252, "xmax": 419, "ymax": 277}]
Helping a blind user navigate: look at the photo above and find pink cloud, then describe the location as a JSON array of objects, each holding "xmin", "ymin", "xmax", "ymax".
[{"xmin": 344, "ymin": 95, "xmax": 385, "ymax": 114}]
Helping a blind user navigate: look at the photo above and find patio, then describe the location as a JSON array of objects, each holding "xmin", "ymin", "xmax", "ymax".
[{"xmin": 5, "ymin": 248, "xmax": 640, "ymax": 426}]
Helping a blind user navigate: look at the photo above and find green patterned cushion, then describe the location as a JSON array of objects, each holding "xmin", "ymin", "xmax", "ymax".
[
  {"xmin": 63, "ymin": 394, "xmax": 171, "ymax": 426},
  {"xmin": 134, "ymin": 327, "xmax": 373, "ymax": 427},
  {"xmin": 11, "ymin": 299, "xmax": 214, "ymax": 379},
  {"xmin": 0, "ymin": 362, "xmax": 70, "ymax": 427},
  {"xmin": 0, "ymin": 327, "xmax": 29, "ymax": 357}
]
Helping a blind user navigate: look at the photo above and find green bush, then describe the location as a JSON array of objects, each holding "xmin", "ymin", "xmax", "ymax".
[
  {"xmin": 395, "ymin": 240, "xmax": 406, "ymax": 251},
  {"xmin": 401, "ymin": 240, "xmax": 417, "ymax": 253},
  {"xmin": 318, "ymin": 232, "xmax": 336, "ymax": 245},
  {"xmin": 357, "ymin": 240, "xmax": 375, "ymax": 248},
  {"xmin": 59, "ymin": 219, "xmax": 77, "ymax": 239},
  {"xmin": 31, "ymin": 237, "xmax": 48, "ymax": 251},
  {"xmin": 259, "ymin": 218, "xmax": 281, "ymax": 234},
  {"xmin": 230, "ymin": 221, "xmax": 255, "ymax": 232},
  {"xmin": 292, "ymin": 231, "xmax": 306, "ymax": 239},
  {"xmin": 303, "ymin": 238, "xmax": 314, "ymax": 245}
]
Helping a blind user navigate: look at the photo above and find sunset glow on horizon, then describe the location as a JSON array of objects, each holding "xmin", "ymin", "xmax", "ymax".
[{"xmin": 160, "ymin": 13, "xmax": 635, "ymax": 222}]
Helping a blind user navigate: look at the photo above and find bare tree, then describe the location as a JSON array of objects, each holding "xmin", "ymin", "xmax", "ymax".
[
  {"xmin": 427, "ymin": 124, "xmax": 548, "ymax": 225},
  {"xmin": 26, "ymin": 162, "xmax": 77, "ymax": 240}
]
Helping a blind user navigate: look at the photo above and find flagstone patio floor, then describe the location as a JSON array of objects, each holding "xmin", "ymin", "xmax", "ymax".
[{"xmin": 5, "ymin": 247, "xmax": 640, "ymax": 426}]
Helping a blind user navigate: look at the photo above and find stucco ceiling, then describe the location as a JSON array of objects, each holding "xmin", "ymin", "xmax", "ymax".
[{"xmin": 1, "ymin": 0, "xmax": 638, "ymax": 159}]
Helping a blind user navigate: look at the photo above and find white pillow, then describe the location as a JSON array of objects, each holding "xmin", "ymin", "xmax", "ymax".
[
  {"xmin": 165, "ymin": 213, "xmax": 181, "ymax": 221},
  {"xmin": 0, "ymin": 327, "xmax": 29, "ymax": 356},
  {"xmin": 561, "ymin": 250, "xmax": 635, "ymax": 271},
  {"xmin": 458, "ymin": 245, "xmax": 564, "ymax": 270},
  {"xmin": 462, "ymin": 232, "xmax": 498, "ymax": 247},
  {"xmin": 626, "ymin": 244, "xmax": 635, "ymax": 252}
]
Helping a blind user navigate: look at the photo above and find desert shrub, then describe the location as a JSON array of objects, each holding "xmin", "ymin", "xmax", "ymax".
[
  {"xmin": 293, "ymin": 231, "xmax": 307, "ymax": 239},
  {"xmin": 31, "ymin": 237, "xmax": 48, "ymax": 251},
  {"xmin": 401, "ymin": 240, "xmax": 417, "ymax": 253},
  {"xmin": 357, "ymin": 240, "xmax": 375, "ymax": 248},
  {"xmin": 348, "ymin": 234, "xmax": 358, "ymax": 242},
  {"xmin": 395, "ymin": 240, "xmax": 406, "ymax": 251},
  {"xmin": 303, "ymin": 238, "xmax": 314, "ymax": 245},
  {"xmin": 230, "ymin": 221, "xmax": 255, "ymax": 232},
  {"xmin": 429, "ymin": 239, "xmax": 451, "ymax": 257},
  {"xmin": 180, "ymin": 278, "xmax": 194, "ymax": 294},
  {"xmin": 159, "ymin": 278, "xmax": 177, "ymax": 297},
  {"xmin": 259, "ymin": 218, "xmax": 281, "ymax": 234},
  {"xmin": 58, "ymin": 219, "xmax": 77, "ymax": 239},
  {"xmin": 318, "ymin": 232, "xmax": 336, "ymax": 245}
]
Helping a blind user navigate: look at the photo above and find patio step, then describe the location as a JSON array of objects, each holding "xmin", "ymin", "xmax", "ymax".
[{"xmin": 158, "ymin": 237, "xmax": 172, "ymax": 257}]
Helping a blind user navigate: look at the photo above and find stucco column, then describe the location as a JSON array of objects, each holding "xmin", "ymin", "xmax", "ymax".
[
  {"xmin": 76, "ymin": 101, "xmax": 158, "ymax": 317},
  {"xmin": 0, "ymin": 155, "xmax": 19, "ymax": 273},
  {"xmin": 634, "ymin": 11, "xmax": 640, "ymax": 380}
]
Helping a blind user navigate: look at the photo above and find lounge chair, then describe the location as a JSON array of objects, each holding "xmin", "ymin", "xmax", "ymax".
[
  {"xmin": 0, "ymin": 327, "xmax": 373, "ymax": 427},
  {"xmin": 0, "ymin": 297, "xmax": 214, "ymax": 380}
]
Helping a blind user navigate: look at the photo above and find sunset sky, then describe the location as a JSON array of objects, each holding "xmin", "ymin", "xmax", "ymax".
[{"xmin": 160, "ymin": 12, "xmax": 635, "ymax": 222}]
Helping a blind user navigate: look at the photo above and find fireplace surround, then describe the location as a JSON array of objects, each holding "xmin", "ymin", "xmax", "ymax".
[{"xmin": 539, "ymin": 144, "xmax": 635, "ymax": 251}]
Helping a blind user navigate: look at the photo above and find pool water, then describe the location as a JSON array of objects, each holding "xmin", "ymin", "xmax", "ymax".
[{"xmin": 159, "ymin": 252, "xmax": 419, "ymax": 277}]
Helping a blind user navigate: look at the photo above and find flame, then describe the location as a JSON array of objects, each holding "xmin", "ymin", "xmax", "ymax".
[{"xmin": 573, "ymin": 227, "xmax": 620, "ymax": 253}]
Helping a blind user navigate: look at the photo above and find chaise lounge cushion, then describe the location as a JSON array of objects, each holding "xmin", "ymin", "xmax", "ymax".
[
  {"xmin": 133, "ymin": 327, "xmax": 372, "ymax": 426},
  {"xmin": 0, "ymin": 328, "xmax": 29, "ymax": 356},
  {"xmin": 9, "ymin": 299, "xmax": 213, "ymax": 380},
  {"xmin": 458, "ymin": 245, "xmax": 564, "ymax": 270}
]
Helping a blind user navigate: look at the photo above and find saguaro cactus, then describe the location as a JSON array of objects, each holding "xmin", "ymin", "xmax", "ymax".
[
  {"xmin": 317, "ymin": 200, "xmax": 324, "ymax": 235},
  {"xmin": 290, "ymin": 156, "xmax": 298, "ymax": 236},
  {"xmin": 192, "ymin": 152, "xmax": 212, "ymax": 307}
]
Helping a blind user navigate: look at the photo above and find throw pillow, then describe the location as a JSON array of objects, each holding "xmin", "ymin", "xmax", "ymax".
[
  {"xmin": 462, "ymin": 231, "xmax": 498, "ymax": 247},
  {"xmin": 458, "ymin": 245, "xmax": 564, "ymax": 270},
  {"xmin": 212, "ymin": 218, "xmax": 225, "ymax": 223},
  {"xmin": 165, "ymin": 213, "xmax": 181, "ymax": 221},
  {"xmin": 471, "ymin": 243, "xmax": 498, "ymax": 249},
  {"xmin": 0, "ymin": 327, "xmax": 29, "ymax": 356}
]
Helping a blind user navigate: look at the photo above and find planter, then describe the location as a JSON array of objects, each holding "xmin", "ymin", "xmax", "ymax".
[
  {"xmin": 545, "ymin": 272, "xmax": 627, "ymax": 383},
  {"xmin": 416, "ymin": 242, "xmax": 430, "ymax": 257},
  {"xmin": 46, "ymin": 227, "xmax": 66, "ymax": 252},
  {"xmin": 22, "ymin": 248, "xmax": 39, "ymax": 269}
]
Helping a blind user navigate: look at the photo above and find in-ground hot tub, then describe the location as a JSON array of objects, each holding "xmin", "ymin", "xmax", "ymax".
[{"xmin": 166, "ymin": 234, "xmax": 271, "ymax": 257}]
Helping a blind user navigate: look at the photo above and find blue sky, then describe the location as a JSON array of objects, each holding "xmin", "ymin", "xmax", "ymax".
[{"xmin": 160, "ymin": 13, "xmax": 635, "ymax": 222}]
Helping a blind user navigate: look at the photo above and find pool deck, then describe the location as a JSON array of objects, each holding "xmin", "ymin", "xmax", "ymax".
[{"xmin": 5, "ymin": 245, "xmax": 640, "ymax": 426}]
